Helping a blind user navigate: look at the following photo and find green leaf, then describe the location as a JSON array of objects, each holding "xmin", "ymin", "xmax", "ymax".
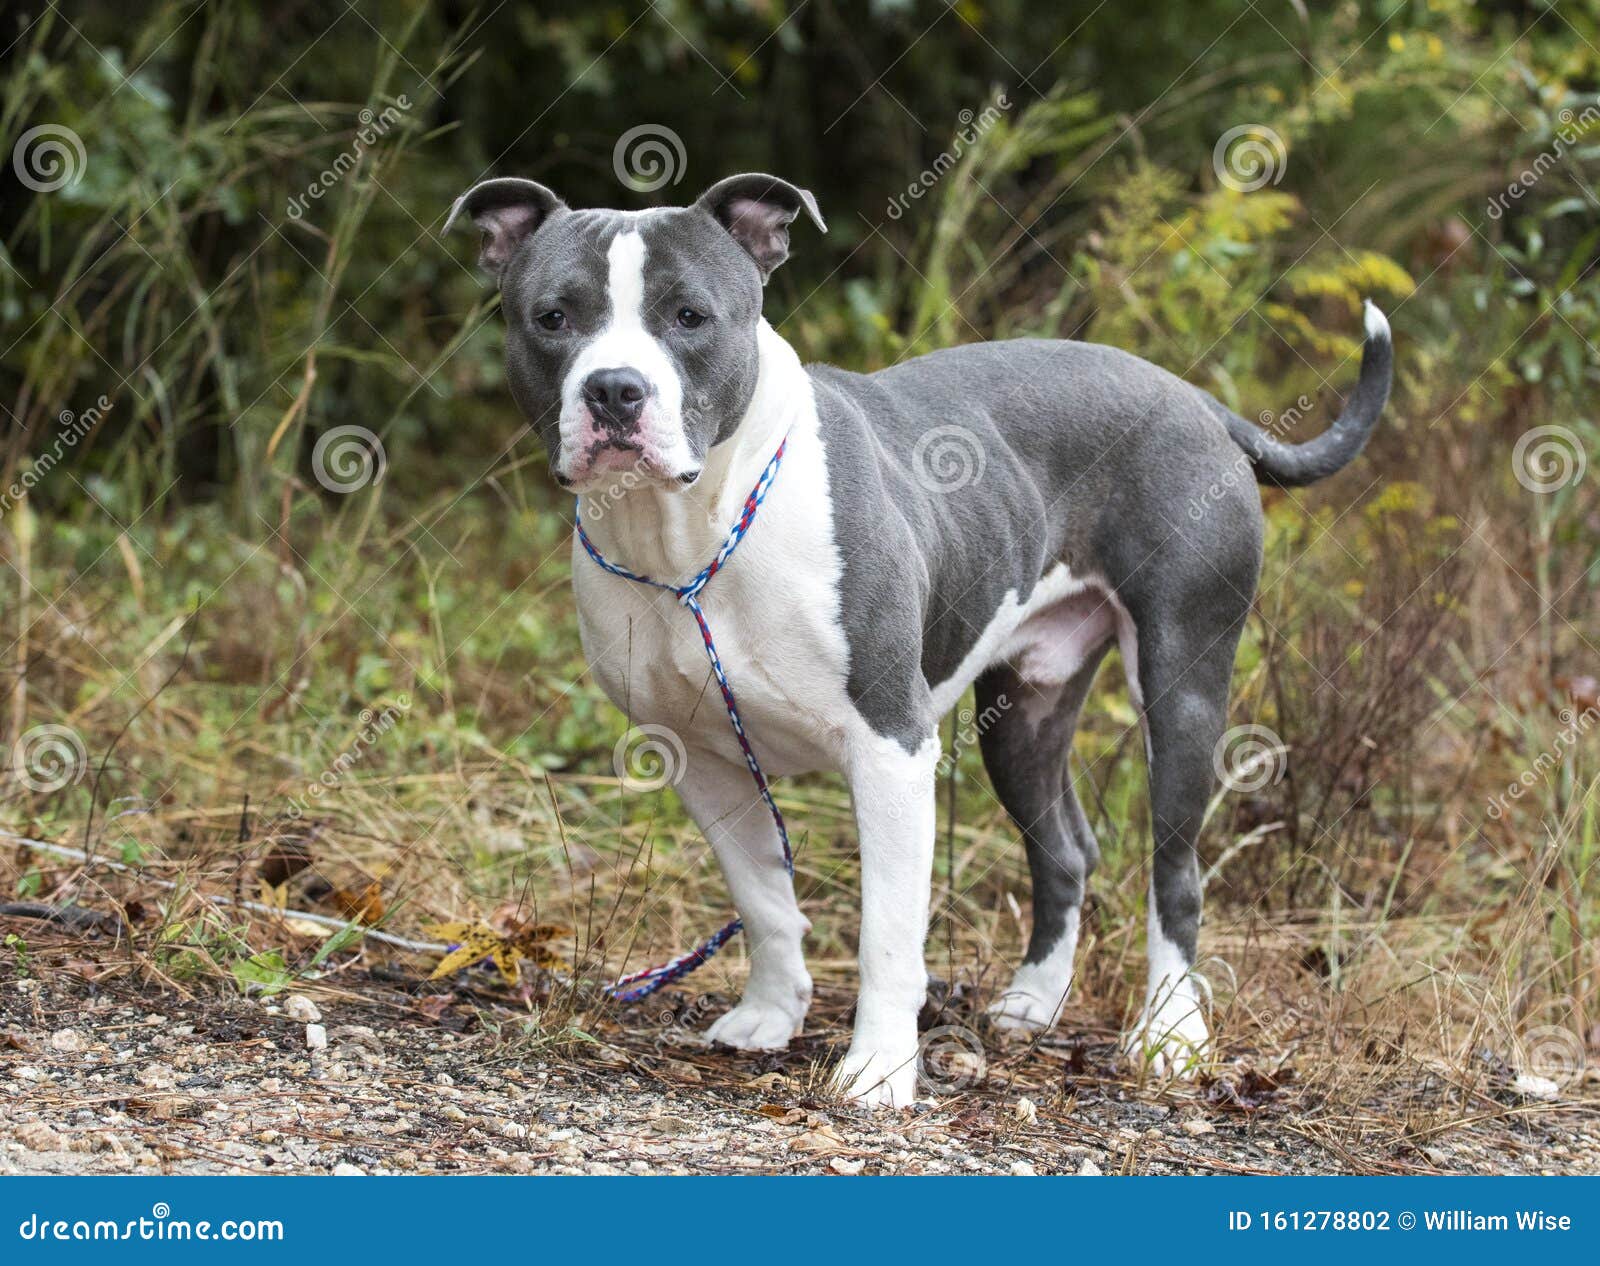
[{"xmin": 230, "ymin": 950, "xmax": 292, "ymax": 996}]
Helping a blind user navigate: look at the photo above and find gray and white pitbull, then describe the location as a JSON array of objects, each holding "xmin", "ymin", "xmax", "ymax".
[{"xmin": 447, "ymin": 172, "xmax": 1392, "ymax": 1107}]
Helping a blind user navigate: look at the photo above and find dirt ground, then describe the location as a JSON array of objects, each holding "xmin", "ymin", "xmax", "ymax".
[{"xmin": 4, "ymin": 919, "xmax": 1597, "ymax": 1177}]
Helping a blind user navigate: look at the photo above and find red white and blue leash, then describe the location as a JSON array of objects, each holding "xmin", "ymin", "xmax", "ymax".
[{"xmin": 574, "ymin": 433, "xmax": 793, "ymax": 1002}]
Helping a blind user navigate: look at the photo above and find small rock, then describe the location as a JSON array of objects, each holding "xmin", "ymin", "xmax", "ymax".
[
  {"xmin": 434, "ymin": 1073, "xmax": 455, "ymax": 1086},
  {"xmin": 15, "ymin": 1121, "xmax": 61, "ymax": 1151},
  {"xmin": 331, "ymin": 1162, "xmax": 365, "ymax": 1176},
  {"xmin": 829, "ymin": 1156, "xmax": 865, "ymax": 1175},
  {"xmin": 284, "ymin": 994, "xmax": 322, "ymax": 1023},
  {"xmin": 305, "ymin": 1024, "xmax": 328, "ymax": 1051},
  {"xmin": 497, "ymin": 1120, "xmax": 529, "ymax": 1140},
  {"xmin": 1182, "ymin": 1119, "xmax": 1216, "ymax": 1137},
  {"xmin": 647, "ymin": 1114, "xmax": 696, "ymax": 1137},
  {"xmin": 1513, "ymin": 1074, "xmax": 1561, "ymax": 1101},
  {"xmin": 1077, "ymin": 1158, "xmax": 1102, "ymax": 1176},
  {"xmin": 15, "ymin": 1066, "xmax": 42, "ymax": 1082},
  {"xmin": 49, "ymin": 1028, "xmax": 85, "ymax": 1053},
  {"xmin": 1009, "ymin": 1160, "xmax": 1036, "ymax": 1176},
  {"xmin": 1013, "ymin": 1096, "xmax": 1038, "ymax": 1124},
  {"xmin": 136, "ymin": 1063, "xmax": 176, "ymax": 1090}
]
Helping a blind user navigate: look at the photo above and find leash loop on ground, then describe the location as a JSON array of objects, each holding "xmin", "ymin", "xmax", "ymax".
[{"xmin": 574, "ymin": 434, "xmax": 793, "ymax": 1002}]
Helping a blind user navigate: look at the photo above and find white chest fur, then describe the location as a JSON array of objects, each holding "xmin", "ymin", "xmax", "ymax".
[{"xmin": 573, "ymin": 322, "xmax": 856, "ymax": 777}]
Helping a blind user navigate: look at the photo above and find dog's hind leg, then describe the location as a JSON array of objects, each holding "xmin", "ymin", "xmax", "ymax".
[
  {"xmin": 678, "ymin": 754, "xmax": 813, "ymax": 1051},
  {"xmin": 977, "ymin": 645, "xmax": 1109, "ymax": 1033},
  {"xmin": 1120, "ymin": 591, "xmax": 1249, "ymax": 1076}
]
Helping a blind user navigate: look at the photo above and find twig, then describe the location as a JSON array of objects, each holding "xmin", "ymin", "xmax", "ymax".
[{"xmin": 0, "ymin": 828, "xmax": 448, "ymax": 954}]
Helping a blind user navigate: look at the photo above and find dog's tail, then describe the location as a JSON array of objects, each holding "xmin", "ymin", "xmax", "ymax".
[{"xmin": 1224, "ymin": 300, "xmax": 1393, "ymax": 488}]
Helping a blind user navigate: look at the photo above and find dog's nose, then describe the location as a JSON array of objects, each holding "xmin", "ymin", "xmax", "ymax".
[{"xmin": 581, "ymin": 368, "xmax": 649, "ymax": 431}]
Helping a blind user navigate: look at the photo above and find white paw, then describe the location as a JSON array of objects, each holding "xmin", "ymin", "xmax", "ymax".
[
  {"xmin": 987, "ymin": 989, "xmax": 1062, "ymax": 1036},
  {"xmin": 705, "ymin": 998, "xmax": 805, "ymax": 1051},
  {"xmin": 1125, "ymin": 988, "xmax": 1210, "ymax": 1078},
  {"xmin": 834, "ymin": 1043, "xmax": 918, "ymax": 1109}
]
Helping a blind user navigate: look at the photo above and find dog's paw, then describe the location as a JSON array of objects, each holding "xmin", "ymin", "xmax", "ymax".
[
  {"xmin": 986, "ymin": 988, "xmax": 1062, "ymax": 1036},
  {"xmin": 1124, "ymin": 992, "xmax": 1210, "ymax": 1078},
  {"xmin": 833, "ymin": 1043, "xmax": 918, "ymax": 1109},
  {"xmin": 705, "ymin": 999, "xmax": 804, "ymax": 1051}
]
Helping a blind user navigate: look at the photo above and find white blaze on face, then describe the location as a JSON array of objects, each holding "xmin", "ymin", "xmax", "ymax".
[{"xmin": 558, "ymin": 228, "xmax": 693, "ymax": 484}]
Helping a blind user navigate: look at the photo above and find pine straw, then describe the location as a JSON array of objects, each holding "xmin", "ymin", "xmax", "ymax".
[{"xmin": 3, "ymin": 751, "xmax": 1597, "ymax": 1174}]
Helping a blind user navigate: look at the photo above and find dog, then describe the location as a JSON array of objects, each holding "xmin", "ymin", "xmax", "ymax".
[{"xmin": 447, "ymin": 172, "xmax": 1392, "ymax": 1107}]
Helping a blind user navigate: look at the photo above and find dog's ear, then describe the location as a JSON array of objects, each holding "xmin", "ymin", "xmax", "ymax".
[
  {"xmin": 694, "ymin": 173, "xmax": 826, "ymax": 281},
  {"xmin": 445, "ymin": 177, "xmax": 566, "ymax": 283}
]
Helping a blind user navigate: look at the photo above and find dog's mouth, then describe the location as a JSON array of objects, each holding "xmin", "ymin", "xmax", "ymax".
[{"xmin": 558, "ymin": 438, "xmax": 701, "ymax": 491}]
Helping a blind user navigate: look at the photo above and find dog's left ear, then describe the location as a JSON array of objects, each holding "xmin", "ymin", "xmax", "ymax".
[
  {"xmin": 695, "ymin": 173, "xmax": 826, "ymax": 281},
  {"xmin": 445, "ymin": 177, "xmax": 567, "ymax": 283}
]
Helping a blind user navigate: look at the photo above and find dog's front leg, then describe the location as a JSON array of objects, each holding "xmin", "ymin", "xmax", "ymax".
[
  {"xmin": 835, "ymin": 732, "xmax": 939, "ymax": 1109},
  {"xmin": 676, "ymin": 752, "xmax": 812, "ymax": 1050}
]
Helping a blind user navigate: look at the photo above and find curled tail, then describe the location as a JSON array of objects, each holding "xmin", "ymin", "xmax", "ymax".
[{"xmin": 1225, "ymin": 300, "xmax": 1393, "ymax": 487}]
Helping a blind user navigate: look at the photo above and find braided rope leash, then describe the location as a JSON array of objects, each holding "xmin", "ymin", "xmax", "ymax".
[{"xmin": 574, "ymin": 433, "xmax": 793, "ymax": 1002}]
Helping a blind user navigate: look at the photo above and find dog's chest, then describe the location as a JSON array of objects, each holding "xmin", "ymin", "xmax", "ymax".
[{"xmin": 573, "ymin": 444, "xmax": 854, "ymax": 776}]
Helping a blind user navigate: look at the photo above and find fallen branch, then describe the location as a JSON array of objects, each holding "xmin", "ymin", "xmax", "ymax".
[{"xmin": 0, "ymin": 828, "xmax": 448, "ymax": 954}]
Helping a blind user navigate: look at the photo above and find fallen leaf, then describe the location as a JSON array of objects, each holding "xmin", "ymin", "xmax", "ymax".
[{"xmin": 758, "ymin": 1104, "xmax": 804, "ymax": 1124}]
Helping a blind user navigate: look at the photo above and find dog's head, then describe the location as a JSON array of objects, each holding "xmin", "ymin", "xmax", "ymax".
[{"xmin": 447, "ymin": 173, "xmax": 825, "ymax": 493}]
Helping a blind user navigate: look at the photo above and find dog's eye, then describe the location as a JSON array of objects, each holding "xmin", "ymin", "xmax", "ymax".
[
  {"xmin": 675, "ymin": 307, "xmax": 706, "ymax": 330},
  {"xmin": 535, "ymin": 310, "xmax": 566, "ymax": 332}
]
